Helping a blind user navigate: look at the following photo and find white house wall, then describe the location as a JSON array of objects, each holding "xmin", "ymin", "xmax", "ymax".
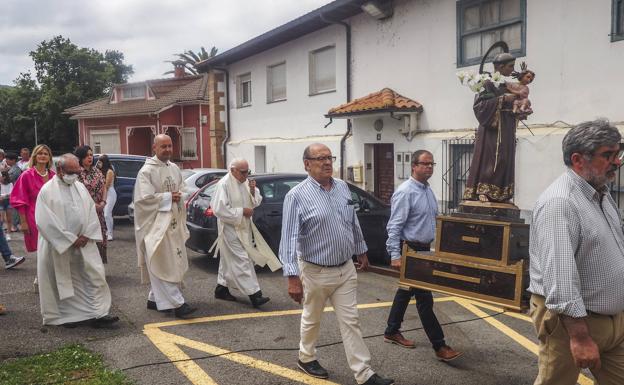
[
  {"xmin": 222, "ymin": 0, "xmax": 623, "ymax": 213},
  {"xmin": 350, "ymin": 0, "xmax": 624, "ymax": 129},
  {"xmin": 226, "ymin": 24, "xmax": 349, "ymax": 175},
  {"xmin": 346, "ymin": 0, "xmax": 624, "ymax": 213}
]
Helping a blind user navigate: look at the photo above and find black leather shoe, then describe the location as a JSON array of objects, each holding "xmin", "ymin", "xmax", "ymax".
[
  {"xmin": 215, "ymin": 285, "xmax": 237, "ymax": 301},
  {"xmin": 90, "ymin": 315, "xmax": 120, "ymax": 329},
  {"xmin": 249, "ymin": 290, "xmax": 270, "ymax": 308},
  {"xmin": 297, "ymin": 360, "xmax": 328, "ymax": 379},
  {"xmin": 174, "ymin": 303, "xmax": 197, "ymax": 319},
  {"xmin": 362, "ymin": 374, "xmax": 394, "ymax": 385},
  {"xmin": 147, "ymin": 300, "xmax": 172, "ymax": 313}
]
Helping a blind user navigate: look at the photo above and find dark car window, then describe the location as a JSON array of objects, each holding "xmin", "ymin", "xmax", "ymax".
[
  {"xmin": 350, "ymin": 188, "xmax": 379, "ymax": 211},
  {"xmin": 260, "ymin": 179, "xmax": 303, "ymax": 203},
  {"xmin": 196, "ymin": 172, "xmax": 227, "ymax": 188},
  {"xmin": 112, "ymin": 160, "xmax": 145, "ymax": 178}
]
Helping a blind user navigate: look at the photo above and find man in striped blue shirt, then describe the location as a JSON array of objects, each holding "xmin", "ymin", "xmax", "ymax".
[
  {"xmin": 280, "ymin": 143, "xmax": 393, "ymax": 385},
  {"xmin": 383, "ymin": 150, "xmax": 461, "ymax": 362}
]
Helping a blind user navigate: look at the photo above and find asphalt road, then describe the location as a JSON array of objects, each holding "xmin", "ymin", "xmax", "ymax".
[{"xmin": 0, "ymin": 220, "xmax": 592, "ymax": 385}]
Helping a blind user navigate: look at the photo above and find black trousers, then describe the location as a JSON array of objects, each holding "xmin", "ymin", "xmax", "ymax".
[{"xmin": 385, "ymin": 242, "xmax": 445, "ymax": 351}]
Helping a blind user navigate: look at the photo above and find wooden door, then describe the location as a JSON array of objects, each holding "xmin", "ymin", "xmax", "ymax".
[{"xmin": 374, "ymin": 143, "xmax": 394, "ymax": 203}]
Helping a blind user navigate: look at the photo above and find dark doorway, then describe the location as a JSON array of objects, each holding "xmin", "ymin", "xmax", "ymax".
[{"xmin": 373, "ymin": 143, "xmax": 394, "ymax": 204}]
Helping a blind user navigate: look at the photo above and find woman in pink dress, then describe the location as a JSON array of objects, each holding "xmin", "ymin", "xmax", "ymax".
[{"xmin": 10, "ymin": 144, "xmax": 55, "ymax": 252}]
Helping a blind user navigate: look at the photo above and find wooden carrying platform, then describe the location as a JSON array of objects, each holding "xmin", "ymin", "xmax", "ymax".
[{"xmin": 400, "ymin": 215, "xmax": 530, "ymax": 311}]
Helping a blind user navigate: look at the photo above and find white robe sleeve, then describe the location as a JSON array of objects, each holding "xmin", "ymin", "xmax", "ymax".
[
  {"xmin": 35, "ymin": 190, "xmax": 78, "ymax": 255},
  {"xmin": 251, "ymin": 187, "xmax": 262, "ymax": 207},
  {"xmin": 158, "ymin": 192, "xmax": 172, "ymax": 212},
  {"xmin": 212, "ymin": 182, "xmax": 243, "ymax": 226}
]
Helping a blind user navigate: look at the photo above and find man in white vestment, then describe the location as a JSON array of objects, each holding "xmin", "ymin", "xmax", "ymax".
[
  {"xmin": 211, "ymin": 158, "xmax": 281, "ymax": 307},
  {"xmin": 36, "ymin": 154, "xmax": 118, "ymax": 328},
  {"xmin": 134, "ymin": 134, "xmax": 196, "ymax": 319}
]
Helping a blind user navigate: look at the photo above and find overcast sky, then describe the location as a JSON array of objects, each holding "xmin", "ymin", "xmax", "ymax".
[{"xmin": 0, "ymin": 0, "xmax": 334, "ymax": 85}]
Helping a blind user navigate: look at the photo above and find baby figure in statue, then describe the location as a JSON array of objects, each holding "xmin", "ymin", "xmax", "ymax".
[{"xmin": 505, "ymin": 62, "xmax": 535, "ymax": 116}]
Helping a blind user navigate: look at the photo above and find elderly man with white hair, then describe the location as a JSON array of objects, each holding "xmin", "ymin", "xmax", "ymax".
[
  {"xmin": 36, "ymin": 153, "xmax": 118, "ymax": 328},
  {"xmin": 210, "ymin": 158, "xmax": 281, "ymax": 307}
]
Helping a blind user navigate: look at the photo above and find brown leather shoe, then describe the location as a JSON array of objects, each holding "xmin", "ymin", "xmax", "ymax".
[
  {"xmin": 435, "ymin": 345, "xmax": 462, "ymax": 362},
  {"xmin": 383, "ymin": 332, "xmax": 415, "ymax": 348}
]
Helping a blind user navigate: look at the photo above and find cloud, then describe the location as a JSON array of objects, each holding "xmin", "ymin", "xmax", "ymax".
[{"xmin": 0, "ymin": 0, "xmax": 333, "ymax": 84}]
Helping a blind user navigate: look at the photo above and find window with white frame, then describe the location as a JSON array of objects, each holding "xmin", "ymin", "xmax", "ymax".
[
  {"xmin": 181, "ymin": 127, "xmax": 197, "ymax": 159},
  {"xmin": 309, "ymin": 46, "xmax": 336, "ymax": 95},
  {"xmin": 237, "ymin": 73, "xmax": 252, "ymax": 107},
  {"xmin": 122, "ymin": 85, "xmax": 146, "ymax": 100},
  {"xmin": 457, "ymin": 0, "xmax": 525, "ymax": 67},
  {"xmin": 267, "ymin": 62, "xmax": 287, "ymax": 102},
  {"xmin": 613, "ymin": 0, "xmax": 624, "ymax": 42}
]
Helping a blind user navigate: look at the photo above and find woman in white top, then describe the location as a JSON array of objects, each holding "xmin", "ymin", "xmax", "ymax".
[{"xmin": 97, "ymin": 155, "xmax": 117, "ymax": 241}]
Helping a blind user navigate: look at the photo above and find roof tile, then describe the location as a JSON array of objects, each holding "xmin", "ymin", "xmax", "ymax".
[
  {"xmin": 66, "ymin": 75, "xmax": 209, "ymax": 119},
  {"xmin": 327, "ymin": 88, "xmax": 423, "ymax": 117}
]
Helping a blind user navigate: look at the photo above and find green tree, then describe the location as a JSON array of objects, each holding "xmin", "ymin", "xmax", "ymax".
[
  {"xmin": 164, "ymin": 46, "xmax": 218, "ymax": 76},
  {"xmin": 29, "ymin": 35, "xmax": 134, "ymax": 152},
  {"xmin": 0, "ymin": 73, "xmax": 41, "ymax": 148}
]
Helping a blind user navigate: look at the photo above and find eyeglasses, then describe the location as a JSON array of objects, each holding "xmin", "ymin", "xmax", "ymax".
[
  {"xmin": 593, "ymin": 150, "xmax": 624, "ymax": 163},
  {"xmin": 415, "ymin": 162, "xmax": 436, "ymax": 167},
  {"xmin": 306, "ymin": 156, "xmax": 336, "ymax": 162},
  {"xmin": 236, "ymin": 169, "xmax": 252, "ymax": 175}
]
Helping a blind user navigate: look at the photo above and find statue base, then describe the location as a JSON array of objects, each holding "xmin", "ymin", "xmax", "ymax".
[{"xmin": 452, "ymin": 200, "xmax": 525, "ymax": 224}]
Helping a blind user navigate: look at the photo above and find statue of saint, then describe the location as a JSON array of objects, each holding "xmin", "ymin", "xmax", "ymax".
[{"xmin": 462, "ymin": 50, "xmax": 530, "ymax": 203}]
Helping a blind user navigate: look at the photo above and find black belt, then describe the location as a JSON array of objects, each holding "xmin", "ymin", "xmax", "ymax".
[
  {"xmin": 403, "ymin": 240, "xmax": 432, "ymax": 251},
  {"xmin": 305, "ymin": 259, "xmax": 349, "ymax": 268}
]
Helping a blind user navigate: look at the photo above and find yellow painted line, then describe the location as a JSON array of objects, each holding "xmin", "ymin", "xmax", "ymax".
[
  {"xmin": 456, "ymin": 298, "xmax": 593, "ymax": 385},
  {"xmin": 144, "ymin": 296, "xmax": 459, "ymax": 329},
  {"xmin": 145, "ymin": 327, "xmax": 339, "ymax": 385},
  {"xmin": 144, "ymin": 328, "xmax": 218, "ymax": 385},
  {"xmin": 462, "ymin": 299, "xmax": 532, "ymax": 322}
]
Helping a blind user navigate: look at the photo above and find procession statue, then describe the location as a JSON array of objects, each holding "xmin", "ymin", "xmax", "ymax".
[{"xmin": 458, "ymin": 42, "xmax": 535, "ymax": 204}]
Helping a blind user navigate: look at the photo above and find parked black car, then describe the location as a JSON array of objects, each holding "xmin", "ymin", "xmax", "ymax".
[
  {"xmin": 186, "ymin": 173, "xmax": 391, "ymax": 265},
  {"xmin": 94, "ymin": 154, "xmax": 147, "ymax": 216}
]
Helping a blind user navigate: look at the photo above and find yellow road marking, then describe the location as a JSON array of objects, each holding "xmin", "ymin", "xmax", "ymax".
[
  {"xmin": 144, "ymin": 328, "xmax": 218, "ymax": 385},
  {"xmin": 144, "ymin": 327, "xmax": 339, "ymax": 385},
  {"xmin": 144, "ymin": 296, "xmax": 458, "ymax": 329},
  {"xmin": 144, "ymin": 295, "xmax": 592, "ymax": 385},
  {"xmin": 455, "ymin": 298, "xmax": 594, "ymax": 385}
]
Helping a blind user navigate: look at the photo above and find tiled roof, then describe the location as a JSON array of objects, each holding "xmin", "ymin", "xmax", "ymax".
[
  {"xmin": 66, "ymin": 74, "xmax": 209, "ymax": 119},
  {"xmin": 326, "ymin": 88, "xmax": 423, "ymax": 117}
]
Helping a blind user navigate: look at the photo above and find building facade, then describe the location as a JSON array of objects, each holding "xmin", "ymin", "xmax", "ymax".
[
  {"xmin": 198, "ymin": 0, "xmax": 624, "ymax": 217},
  {"xmin": 66, "ymin": 68, "xmax": 227, "ymax": 169}
]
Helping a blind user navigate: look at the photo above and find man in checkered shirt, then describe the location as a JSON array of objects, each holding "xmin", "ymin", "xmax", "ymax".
[{"xmin": 529, "ymin": 119, "xmax": 624, "ymax": 385}]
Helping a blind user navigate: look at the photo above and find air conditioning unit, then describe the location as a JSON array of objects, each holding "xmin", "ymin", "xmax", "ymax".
[{"xmin": 399, "ymin": 113, "xmax": 419, "ymax": 141}]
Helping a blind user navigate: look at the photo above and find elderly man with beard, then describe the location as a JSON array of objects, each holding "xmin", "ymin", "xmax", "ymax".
[{"xmin": 529, "ymin": 119, "xmax": 624, "ymax": 385}]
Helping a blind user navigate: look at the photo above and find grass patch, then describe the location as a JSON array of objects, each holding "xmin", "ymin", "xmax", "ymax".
[{"xmin": 0, "ymin": 344, "xmax": 133, "ymax": 385}]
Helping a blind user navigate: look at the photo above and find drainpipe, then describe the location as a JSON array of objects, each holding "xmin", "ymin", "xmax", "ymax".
[
  {"xmin": 321, "ymin": 14, "xmax": 351, "ymax": 179},
  {"xmin": 198, "ymin": 103, "xmax": 204, "ymax": 168}
]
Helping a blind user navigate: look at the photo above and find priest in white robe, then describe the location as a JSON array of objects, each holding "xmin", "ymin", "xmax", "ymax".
[
  {"xmin": 134, "ymin": 134, "xmax": 196, "ymax": 319},
  {"xmin": 211, "ymin": 158, "xmax": 281, "ymax": 307},
  {"xmin": 36, "ymin": 154, "xmax": 118, "ymax": 328}
]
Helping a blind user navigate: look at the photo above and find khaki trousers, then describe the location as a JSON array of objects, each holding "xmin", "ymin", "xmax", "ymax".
[
  {"xmin": 298, "ymin": 260, "xmax": 375, "ymax": 384},
  {"xmin": 530, "ymin": 294, "xmax": 624, "ymax": 385}
]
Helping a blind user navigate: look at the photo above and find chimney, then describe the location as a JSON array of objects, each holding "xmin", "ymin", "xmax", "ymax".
[{"xmin": 173, "ymin": 60, "xmax": 186, "ymax": 78}]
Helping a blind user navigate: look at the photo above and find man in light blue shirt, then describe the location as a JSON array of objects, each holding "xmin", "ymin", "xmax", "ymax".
[{"xmin": 383, "ymin": 150, "xmax": 461, "ymax": 362}]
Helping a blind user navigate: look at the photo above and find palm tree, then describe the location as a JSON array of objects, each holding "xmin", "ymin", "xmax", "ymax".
[{"xmin": 164, "ymin": 46, "xmax": 218, "ymax": 76}]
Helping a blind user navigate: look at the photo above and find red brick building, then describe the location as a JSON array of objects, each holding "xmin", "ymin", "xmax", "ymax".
[{"xmin": 66, "ymin": 68, "xmax": 227, "ymax": 169}]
